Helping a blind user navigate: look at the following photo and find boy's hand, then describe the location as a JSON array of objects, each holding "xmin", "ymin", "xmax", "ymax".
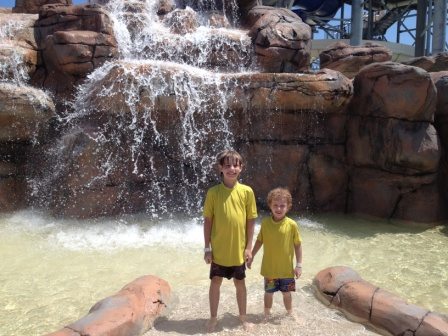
[
  {"xmin": 294, "ymin": 266, "xmax": 302, "ymax": 279},
  {"xmin": 246, "ymin": 260, "xmax": 252, "ymax": 269},
  {"xmin": 244, "ymin": 249, "xmax": 252, "ymax": 265},
  {"xmin": 204, "ymin": 251, "xmax": 212, "ymax": 264}
]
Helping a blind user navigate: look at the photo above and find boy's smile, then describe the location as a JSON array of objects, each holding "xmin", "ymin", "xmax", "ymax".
[
  {"xmin": 269, "ymin": 198, "xmax": 289, "ymax": 222},
  {"xmin": 220, "ymin": 160, "xmax": 242, "ymax": 187}
]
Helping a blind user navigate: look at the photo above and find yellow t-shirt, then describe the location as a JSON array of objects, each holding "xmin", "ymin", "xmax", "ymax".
[
  {"xmin": 257, "ymin": 216, "xmax": 301, "ymax": 278},
  {"xmin": 203, "ymin": 182, "xmax": 258, "ymax": 266}
]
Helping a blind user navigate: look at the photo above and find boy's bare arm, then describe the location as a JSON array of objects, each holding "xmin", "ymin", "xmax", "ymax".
[
  {"xmin": 247, "ymin": 240, "xmax": 262, "ymax": 269},
  {"xmin": 244, "ymin": 218, "xmax": 255, "ymax": 263},
  {"xmin": 294, "ymin": 243, "xmax": 303, "ymax": 279},
  {"xmin": 204, "ymin": 217, "xmax": 213, "ymax": 264}
]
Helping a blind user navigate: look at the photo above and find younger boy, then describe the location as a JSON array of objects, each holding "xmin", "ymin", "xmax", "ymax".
[
  {"xmin": 248, "ymin": 187, "xmax": 302, "ymax": 319},
  {"xmin": 203, "ymin": 149, "xmax": 258, "ymax": 332}
]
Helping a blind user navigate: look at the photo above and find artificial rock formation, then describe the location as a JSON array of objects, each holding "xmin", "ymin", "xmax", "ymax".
[
  {"xmin": 0, "ymin": 12, "xmax": 39, "ymax": 83},
  {"xmin": 403, "ymin": 52, "xmax": 448, "ymax": 73},
  {"xmin": 32, "ymin": 4, "xmax": 118, "ymax": 99},
  {"xmin": 13, "ymin": 0, "xmax": 71, "ymax": 14},
  {"xmin": 46, "ymin": 275, "xmax": 171, "ymax": 336},
  {"xmin": 248, "ymin": 6, "xmax": 312, "ymax": 72},
  {"xmin": 347, "ymin": 62, "xmax": 444, "ymax": 222},
  {"xmin": 314, "ymin": 266, "xmax": 448, "ymax": 336},
  {"xmin": 0, "ymin": 83, "xmax": 55, "ymax": 211},
  {"xmin": 319, "ymin": 41, "xmax": 393, "ymax": 78},
  {"xmin": 40, "ymin": 63, "xmax": 352, "ymax": 218}
]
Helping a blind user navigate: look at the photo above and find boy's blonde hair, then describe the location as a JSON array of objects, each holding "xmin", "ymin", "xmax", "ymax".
[
  {"xmin": 216, "ymin": 149, "xmax": 244, "ymax": 167},
  {"xmin": 267, "ymin": 188, "xmax": 292, "ymax": 210}
]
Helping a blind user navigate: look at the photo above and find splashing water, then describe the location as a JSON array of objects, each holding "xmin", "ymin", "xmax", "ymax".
[
  {"xmin": 31, "ymin": 0, "xmax": 257, "ymax": 216},
  {"xmin": 0, "ymin": 20, "xmax": 32, "ymax": 85}
]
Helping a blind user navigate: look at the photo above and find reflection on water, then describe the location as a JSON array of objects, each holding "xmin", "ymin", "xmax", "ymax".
[{"xmin": 0, "ymin": 211, "xmax": 447, "ymax": 335}]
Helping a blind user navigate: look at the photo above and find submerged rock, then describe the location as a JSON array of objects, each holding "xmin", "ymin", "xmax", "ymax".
[{"xmin": 46, "ymin": 275, "xmax": 171, "ymax": 336}]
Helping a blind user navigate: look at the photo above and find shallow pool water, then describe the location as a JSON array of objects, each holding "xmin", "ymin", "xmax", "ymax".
[{"xmin": 1, "ymin": 210, "xmax": 447, "ymax": 335}]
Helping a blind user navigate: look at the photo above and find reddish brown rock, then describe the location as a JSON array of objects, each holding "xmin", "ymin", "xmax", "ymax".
[
  {"xmin": 371, "ymin": 288, "xmax": 428, "ymax": 336},
  {"xmin": 0, "ymin": 83, "xmax": 55, "ymax": 141},
  {"xmin": 32, "ymin": 4, "xmax": 117, "ymax": 98},
  {"xmin": 308, "ymin": 145, "xmax": 347, "ymax": 212},
  {"xmin": 248, "ymin": 7, "xmax": 311, "ymax": 72},
  {"xmin": 0, "ymin": 177, "xmax": 26, "ymax": 211},
  {"xmin": 13, "ymin": 0, "xmax": 72, "ymax": 14},
  {"xmin": 348, "ymin": 168, "xmax": 445, "ymax": 222},
  {"xmin": 314, "ymin": 266, "xmax": 448, "ymax": 336},
  {"xmin": 351, "ymin": 62, "xmax": 437, "ymax": 121},
  {"xmin": 403, "ymin": 52, "xmax": 448, "ymax": 72},
  {"xmin": 46, "ymin": 275, "xmax": 171, "ymax": 336},
  {"xmin": 163, "ymin": 8, "xmax": 199, "ymax": 35},
  {"xmin": 347, "ymin": 116, "xmax": 440, "ymax": 175},
  {"xmin": 0, "ymin": 13, "xmax": 39, "ymax": 82},
  {"xmin": 319, "ymin": 41, "xmax": 392, "ymax": 78},
  {"xmin": 242, "ymin": 142, "xmax": 311, "ymax": 212},
  {"xmin": 156, "ymin": 0, "xmax": 175, "ymax": 16}
]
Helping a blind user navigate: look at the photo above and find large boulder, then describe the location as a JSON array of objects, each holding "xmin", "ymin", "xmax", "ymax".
[
  {"xmin": 319, "ymin": 41, "xmax": 392, "ymax": 79},
  {"xmin": 347, "ymin": 62, "xmax": 443, "ymax": 222},
  {"xmin": 0, "ymin": 83, "xmax": 55, "ymax": 141},
  {"xmin": 0, "ymin": 13, "xmax": 39, "ymax": 83},
  {"xmin": 47, "ymin": 275, "xmax": 171, "ymax": 336},
  {"xmin": 248, "ymin": 6, "xmax": 311, "ymax": 72},
  {"xmin": 314, "ymin": 266, "xmax": 448, "ymax": 336},
  {"xmin": 403, "ymin": 52, "xmax": 448, "ymax": 72},
  {"xmin": 13, "ymin": 0, "xmax": 71, "ymax": 14},
  {"xmin": 32, "ymin": 4, "xmax": 118, "ymax": 98}
]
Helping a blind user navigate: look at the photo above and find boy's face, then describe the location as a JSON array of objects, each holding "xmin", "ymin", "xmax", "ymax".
[
  {"xmin": 219, "ymin": 158, "xmax": 242, "ymax": 185},
  {"xmin": 269, "ymin": 197, "xmax": 289, "ymax": 222}
]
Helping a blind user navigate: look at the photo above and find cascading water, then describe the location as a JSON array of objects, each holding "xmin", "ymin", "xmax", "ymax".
[
  {"xmin": 31, "ymin": 0, "xmax": 257, "ymax": 216},
  {"xmin": 0, "ymin": 20, "xmax": 31, "ymax": 85}
]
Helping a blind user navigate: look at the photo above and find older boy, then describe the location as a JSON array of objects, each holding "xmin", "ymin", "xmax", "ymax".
[{"xmin": 203, "ymin": 149, "xmax": 258, "ymax": 332}]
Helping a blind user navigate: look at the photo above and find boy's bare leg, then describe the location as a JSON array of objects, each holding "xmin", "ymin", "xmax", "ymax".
[
  {"xmin": 282, "ymin": 291, "xmax": 292, "ymax": 314},
  {"xmin": 207, "ymin": 276, "xmax": 223, "ymax": 332},
  {"xmin": 264, "ymin": 292, "xmax": 274, "ymax": 320},
  {"xmin": 233, "ymin": 278, "xmax": 253, "ymax": 330}
]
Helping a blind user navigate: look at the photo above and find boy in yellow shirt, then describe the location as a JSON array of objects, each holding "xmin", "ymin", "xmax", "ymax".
[
  {"xmin": 248, "ymin": 187, "xmax": 302, "ymax": 319},
  {"xmin": 203, "ymin": 150, "xmax": 258, "ymax": 332}
]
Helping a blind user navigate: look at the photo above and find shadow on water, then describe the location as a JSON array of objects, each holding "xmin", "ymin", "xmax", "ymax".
[{"xmin": 153, "ymin": 313, "xmax": 265, "ymax": 334}]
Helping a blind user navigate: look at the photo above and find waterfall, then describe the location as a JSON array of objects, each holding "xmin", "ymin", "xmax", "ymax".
[
  {"xmin": 0, "ymin": 20, "xmax": 31, "ymax": 85},
  {"xmin": 32, "ymin": 0, "xmax": 256, "ymax": 217}
]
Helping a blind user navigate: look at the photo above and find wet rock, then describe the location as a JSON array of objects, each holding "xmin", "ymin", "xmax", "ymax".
[
  {"xmin": 0, "ymin": 13, "xmax": 39, "ymax": 82},
  {"xmin": 314, "ymin": 266, "xmax": 448, "ymax": 336},
  {"xmin": 248, "ymin": 6, "xmax": 311, "ymax": 72},
  {"xmin": 47, "ymin": 275, "xmax": 171, "ymax": 336},
  {"xmin": 0, "ymin": 83, "xmax": 55, "ymax": 141},
  {"xmin": 156, "ymin": 0, "xmax": 175, "ymax": 16},
  {"xmin": 163, "ymin": 8, "xmax": 199, "ymax": 35},
  {"xmin": 207, "ymin": 11, "xmax": 230, "ymax": 28},
  {"xmin": 319, "ymin": 41, "xmax": 392, "ymax": 78}
]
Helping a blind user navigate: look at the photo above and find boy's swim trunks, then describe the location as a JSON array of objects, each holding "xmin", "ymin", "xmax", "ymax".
[
  {"xmin": 209, "ymin": 262, "xmax": 246, "ymax": 280},
  {"xmin": 264, "ymin": 278, "xmax": 296, "ymax": 293}
]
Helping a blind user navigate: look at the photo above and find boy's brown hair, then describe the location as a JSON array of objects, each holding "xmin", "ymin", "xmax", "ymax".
[
  {"xmin": 267, "ymin": 188, "xmax": 292, "ymax": 210},
  {"xmin": 216, "ymin": 149, "xmax": 244, "ymax": 168}
]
